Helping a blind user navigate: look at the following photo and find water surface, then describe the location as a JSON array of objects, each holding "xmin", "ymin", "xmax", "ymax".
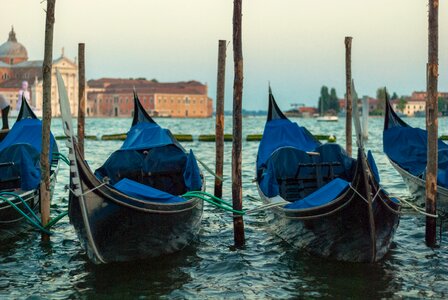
[{"xmin": 1, "ymin": 116, "xmax": 447, "ymax": 299}]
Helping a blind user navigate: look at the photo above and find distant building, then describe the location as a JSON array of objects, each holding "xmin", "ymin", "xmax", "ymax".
[
  {"xmin": 0, "ymin": 27, "xmax": 78, "ymax": 116},
  {"xmin": 298, "ymin": 106, "xmax": 317, "ymax": 117},
  {"xmin": 394, "ymin": 91, "xmax": 448, "ymax": 117},
  {"xmin": 87, "ymin": 78, "xmax": 213, "ymax": 118},
  {"xmin": 338, "ymin": 97, "xmax": 380, "ymax": 113}
]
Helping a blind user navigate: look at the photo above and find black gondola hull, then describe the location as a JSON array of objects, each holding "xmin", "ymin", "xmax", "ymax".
[
  {"xmin": 69, "ymin": 146, "xmax": 204, "ymax": 264},
  {"xmin": 259, "ymin": 185, "xmax": 399, "ymax": 262},
  {"xmin": 257, "ymin": 89, "xmax": 400, "ymax": 262}
]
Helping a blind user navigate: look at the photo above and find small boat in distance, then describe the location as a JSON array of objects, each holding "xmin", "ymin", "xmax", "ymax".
[
  {"xmin": 383, "ymin": 94, "xmax": 448, "ymax": 212},
  {"xmin": 0, "ymin": 98, "xmax": 58, "ymax": 239},
  {"xmin": 316, "ymin": 115, "xmax": 338, "ymax": 122},
  {"xmin": 256, "ymin": 88, "xmax": 400, "ymax": 263},
  {"xmin": 56, "ymin": 71, "xmax": 204, "ymax": 264}
]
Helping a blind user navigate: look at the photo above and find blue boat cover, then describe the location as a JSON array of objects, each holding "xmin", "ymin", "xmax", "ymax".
[
  {"xmin": 258, "ymin": 143, "xmax": 355, "ymax": 199},
  {"xmin": 95, "ymin": 121, "xmax": 202, "ymax": 202},
  {"xmin": 367, "ymin": 150, "xmax": 380, "ymax": 183},
  {"xmin": 383, "ymin": 126, "xmax": 448, "ymax": 176},
  {"xmin": 257, "ymin": 116, "xmax": 356, "ymax": 209},
  {"xmin": 257, "ymin": 119, "xmax": 320, "ymax": 170},
  {"xmin": 0, "ymin": 119, "xmax": 56, "ymax": 191},
  {"xmin": 285, "ymin": 178, "xmax": 349, "ymax": 209},
  {"xmin": 113, "ymin": 178, "xmax": 185, "ymax": 203},
  {"xmin": 120, "ymin": 122, "xmax": 176, "ymax": 151},
  {"xmin": 184, "ymin": 150, "xmax": 202, "ymax": 191}
]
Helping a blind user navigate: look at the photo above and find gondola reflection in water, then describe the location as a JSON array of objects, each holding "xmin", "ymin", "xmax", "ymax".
[
  {"xmin": 256, "ymin": 88, "xmax": 400, "ymax": 262},
  {"xmin": 56, "ymin": 71, "xmax": 204, "ymax": 264}
]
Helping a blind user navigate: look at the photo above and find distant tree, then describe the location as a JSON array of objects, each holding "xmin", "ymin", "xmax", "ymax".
[
  {"xmin": 318, "ymin": 86, "xmax": 330, "ymax": 115},
  {"xmin": 391, "ymin": 92, "xmax": 399, "ymax": 100},
  {"xmin": 329, "ymin": 88, "xmax": 340, "ymax": 113},
  {"xmin": 151, "ymin": 78, "xmax": 159, "ymax": 83},
  {"xmin": 375, "ymin": 87, "xmax": 390, "ymax": 112},
  {"xmin": 376, "ymin": 87, "xmax": 390, "ymax": 101},
  {"xmin": 136, "ymin": 77, "xmax": 146, "ymax": 80},
  {"xmin": 396, "ymin": 97, "xmax": 407, "ymax": 113}
]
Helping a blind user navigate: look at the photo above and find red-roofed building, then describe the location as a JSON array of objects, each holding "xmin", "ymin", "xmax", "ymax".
[{"xmin": 87, "ymin": 78, "xmax": 213, "ymax": 118}]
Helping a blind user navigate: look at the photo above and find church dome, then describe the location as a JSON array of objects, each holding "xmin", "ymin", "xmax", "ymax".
[{"xmin": 0, "ymin": 27, "xmax": 28, "ymax": 64}]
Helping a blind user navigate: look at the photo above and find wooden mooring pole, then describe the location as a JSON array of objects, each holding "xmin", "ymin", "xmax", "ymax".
[
  {"xmin": 345, "ymin": 37, "xmax": 353, "ymax": 156},
  {"xmin": 425, "ymin": 0, "xmax": 439, "ymax": 247},
  {"xmin": 214, "ymin": 40, "xmax": 226, "ymax": 198},
  {"xmin": 40, "ymin": 0, "xmax": 56, "ymax": 241},
  {"xmin": 78, "ymin": 43, "xmax": 86, "ymax": 156},
  {"xmin": 232, "ymin": 0, "xmax": 245, "ymax": 247}
]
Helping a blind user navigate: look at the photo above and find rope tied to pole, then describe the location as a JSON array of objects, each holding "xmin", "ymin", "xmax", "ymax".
[{"xmin": 0, "ymin": 192, "xmax": 68, "ymax": 234}]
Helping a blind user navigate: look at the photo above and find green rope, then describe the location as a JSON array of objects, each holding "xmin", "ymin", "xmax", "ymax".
[
  {"xmin": 0, "ymin": 192, "xmax": 68, "ymax": 234},
  {"xmin": 183, "ymin": 191, "xmax": 245, "ymax": 215},
  {"xmin": 0, "ymin": 192, "xmax": 41, "ymax": 224},
  {"xmin": 53, "ymin": 152, "xmax": 70, "ymax": 165},
  {"xmin": 0, "ymin": 195, "xmax": 51, "ymax": 235},
  {"xmin": 44, "ymin": 211, "xmax": 69, "ymax": 229}
]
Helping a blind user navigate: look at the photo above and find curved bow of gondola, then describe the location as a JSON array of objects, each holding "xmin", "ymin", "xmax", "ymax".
[
  {"xmin": 132, "ymin": 90, "xmax": 156, "ymax": 126},
  {"xmin": 267, "ymin": 86, "xmax": 288, "ymax": 122},
  {"xmin": 383, "ymin": 91, "xmax": 408, "ymax": 131},
  {"xmin": 16, "ymin": 95, "xmax": 37, "ymax": 122}
]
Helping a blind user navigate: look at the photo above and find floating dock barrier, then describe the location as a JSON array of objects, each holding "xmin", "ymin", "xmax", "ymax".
[{"xmin": 53, "ymin": 133, "xmax": 338, "ymax": 142}]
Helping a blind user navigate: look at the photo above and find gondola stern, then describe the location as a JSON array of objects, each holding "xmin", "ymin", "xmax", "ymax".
[
  {"xmin": 267, "ymin": 87, "xmax": 288, "ymax": 122},
  {"xmin": 16, "ymin": 94, "xmax": 37, "ymax": 121},
  {"xmin": 384, "ymin": 90, "xmax": 408, "ymax": 130},
  {"xmin": 132, "ymin": 90, "xmax": 156, "ymax": 126}
]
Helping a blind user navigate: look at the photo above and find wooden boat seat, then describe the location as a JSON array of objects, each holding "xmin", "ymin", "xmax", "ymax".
[{"xmin": 278, "ymin": 161, "xmax": 341, "ymax": 202}]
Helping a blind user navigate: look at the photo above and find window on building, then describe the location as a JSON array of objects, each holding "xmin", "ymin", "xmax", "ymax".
[
  {"xmin": 10, "ymin": 58, "xmax": 13, "ymax": 64},
  {"xmin": 126, "ymin": 98, "xmax": 129, "ymax": 103},
  {"xmin": 114, "ymin": 96, "xmax": 118, "ymax": 104}
]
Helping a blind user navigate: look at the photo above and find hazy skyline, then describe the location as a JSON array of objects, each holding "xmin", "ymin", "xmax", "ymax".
[{"xmin": 2, "ymin": 0, "xmax": 448, "ymax": 110}]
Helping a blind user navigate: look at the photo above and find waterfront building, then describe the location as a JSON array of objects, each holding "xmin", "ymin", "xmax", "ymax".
[
  {"xmin": 0, "ymin": 27, "xmax": 78, "ymax": 116},
  {"xmin": 87, "ymin": 78, "xmax": 213, "ymax": 118}
]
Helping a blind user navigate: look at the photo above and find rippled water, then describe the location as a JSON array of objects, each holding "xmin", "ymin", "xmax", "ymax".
[{"xmin": 1, "ymin": 116, "xmax": 447, "ymax": 299}]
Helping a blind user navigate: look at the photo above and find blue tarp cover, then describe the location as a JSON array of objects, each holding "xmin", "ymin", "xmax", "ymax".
[
  {"xmin": 0, "ymin": 118, "xmax": 56, "ymax": 154},
  {"xmin": 284, "ymin": 178, "xmax": 349, "ymax": 209},
  {"xmin": 367, "ymin": 150, "xmax": 380, "ymax": 183},
  {"xmin": 96, "ymin": 121, "xmax": 202, "ymax": 199},
  {"xmin": 120, "ymin": 122, "xmax": 175, "ymax": 151},
  {"xmin": 0, "ymin": 119, "xmax": 56, "ymax": 191},
  {"xmin": 184, "ymin": 150, "xmax": 202, "ymax": 191},
  {"xmin": 113, "ymin": 178, "xmax": 185, "ymax": 203},
  {"xmin": 257, "ymin": 119, "xmax": 320, "ymax": 170},
  {"xmin": 383, "ymin": 126, "xmax": 448, "ymax": 177}
]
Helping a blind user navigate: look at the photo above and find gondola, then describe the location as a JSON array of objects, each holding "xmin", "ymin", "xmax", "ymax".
[
  {"xmin": 0, "ymin": 98, "xmax": 59, "ymax": 239},
  {"xmin": 256, "ymin": 88, "xmax": 400, "ymax": 263},
  {"xmin": 383, "ymin": 94, "xmax": 448, "ymax": 212},
  {"xmin": 56, "ymin": 71, "xmax": 204, "ymax": 264}
]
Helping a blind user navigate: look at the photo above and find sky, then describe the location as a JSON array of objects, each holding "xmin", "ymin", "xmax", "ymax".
[{"xmin": 1, "ymin": 0, "xmax": 448, "ymax": 110}]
